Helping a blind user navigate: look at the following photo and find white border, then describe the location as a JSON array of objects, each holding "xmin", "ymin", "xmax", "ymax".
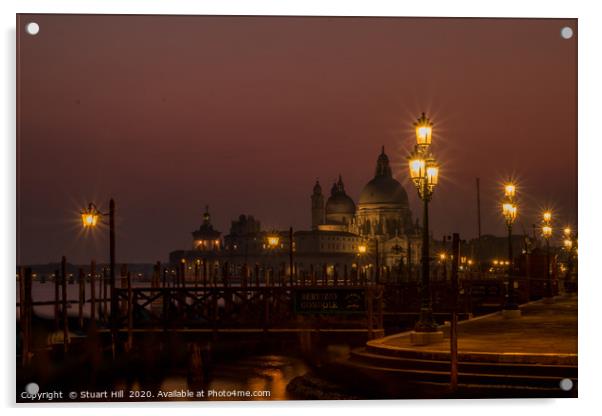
[{"xmin": 2, "ymin": 1, "xmax": 601, "ymax": 415}]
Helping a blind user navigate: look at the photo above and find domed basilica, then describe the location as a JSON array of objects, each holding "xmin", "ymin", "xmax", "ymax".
[
  {"xmin": 170, "ymin": 146, "xmax": 421, "ymax": 281},
  {"xmin": 309, "ymin": 146, "xmax": 420, "ymax": 269}
]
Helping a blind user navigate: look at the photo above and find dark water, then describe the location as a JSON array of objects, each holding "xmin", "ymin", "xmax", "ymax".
[
  {"xmin": 17, "ymin": 282, "xmax": 349, "ymax": 401},
  {"xmin": 114, "ymin": 354, "xmax": 309, "ymax": 401}
]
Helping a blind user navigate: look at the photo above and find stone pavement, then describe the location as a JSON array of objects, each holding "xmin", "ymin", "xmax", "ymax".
[{"xmin": 368, "ymin": 295, "xmax": 577, "ymax": 365}]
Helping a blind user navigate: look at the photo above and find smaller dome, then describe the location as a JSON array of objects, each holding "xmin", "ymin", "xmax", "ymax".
[
  {"xmin": 326, "ymin": 193, "xmax": 356, "ymax": 215},
  {"xmin": 325, "ymin": 175, "xmax": 356, "ymax": 217}
]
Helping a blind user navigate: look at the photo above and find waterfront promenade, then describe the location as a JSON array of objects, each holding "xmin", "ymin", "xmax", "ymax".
[
  {"xmin": 339, "ymin": 295, "xmax": 577, "ymax": 398},
  {"xmin": 372, "ymin": 295, "xmax": 577, "ymax": 363}
]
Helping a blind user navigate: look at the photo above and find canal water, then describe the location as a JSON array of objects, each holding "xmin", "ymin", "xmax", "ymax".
[
  {"xmin": 114, "ymin": 354, "xmax": 310, "ymax": 401},
  {"xmin": 17, "ymin": 282, "xmax": 346, "ymax": 401}
]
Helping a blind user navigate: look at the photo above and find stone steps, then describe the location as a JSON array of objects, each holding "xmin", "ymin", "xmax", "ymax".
[
  {"xmin": 348, "ymin": 347, "xmax": 577, "ymax": 391},
  {"xmin": 352, "ymin": 348, "xmax": 577, "ymax": 378}
]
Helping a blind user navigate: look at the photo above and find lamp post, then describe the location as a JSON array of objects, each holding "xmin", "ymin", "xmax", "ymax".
[
  {"xmin": 439, "ymin": 252, "xmax": 447, "ymax": 281},
  {"xmin": 542, "ymin": 212, "xmax": 553, "ymax": 300},
  {"xmin": 407, "ymin": 113, "xmax": 440, "ymax": 334},
  {"xmin": 563, "ymin": 227, "xmax": 575, "ymax": 294},
  {"xmin": 357, "ymin": 243, "xmax": 367, "ymax": 284},
  {"xmin": 501, "ymin": 183, "xmax": 519, "ymax": 316},
  {"xmin": 266, "ymin": 232, "xmax": 280, "ymax": 286},
  {"xmin": 81, "ymin": 200, "xmax": 116, "ymax": 335}
]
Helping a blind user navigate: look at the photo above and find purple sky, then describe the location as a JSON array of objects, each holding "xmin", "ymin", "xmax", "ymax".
[{"xmin": 17, "ymin": 15, "xmax": 577, "ymax": 265}]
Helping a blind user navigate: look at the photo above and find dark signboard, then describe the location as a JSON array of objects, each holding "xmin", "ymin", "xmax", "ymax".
[{"xmin": 293, "ymin": 288, "xmax": 366, "ymax": 314}]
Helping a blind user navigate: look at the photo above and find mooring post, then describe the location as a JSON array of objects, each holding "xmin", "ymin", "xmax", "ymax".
[
  {"xmin": 78, "ymin": 268, "xmax": 85, "ymax": 329},
  {"xmin": 102, "ymin": 267, "xmax": 108, "ymax": 323},
  {"xmin": 450, "ymin": 233, "xmax": 460, "ymax": 393},
  {"xmin": 90, "ymin": 260, "xmax": 96, "ymax": 323},
  {"xmin": 180, "ymin": 259, "xmax": 187, "ymax": 288},
  {"xmin": 194, "ymin": 260, "xmax": 199, "ymax": 289},
  {"xmin": 22, "ymin": 268, "xmax": 33, "ymax": 366},
  {"xmin": 163, "ymin": 268, "xmax": 169, "ymax": 331},
  {"xmin": 203, "ymin": 259, "xmax": 208, "ymax": 289},
  {"xmin": 126, "ymin": 271, "xmax": 133, "ymax": 352},
  {"xmin": 289, "ymin": 226, "xmax": 294, "ymax": 286},
  {"xmin": 18, "ymin": 267, "xmax": 25, "ymax": 332},
  {"xmin": 61, "ymin": 256, "xmax": 69, "ymax": 353},
  {"xmin": 367, "ymin": 287, "xmax": 374, "ymax": 340},
  {"xmin": 263, "ymin": 287, "xmax": 270, "ymax": 332},
  {"xmin": 54, "ymin": 268, "xmax": 60, "ymax": 330}
]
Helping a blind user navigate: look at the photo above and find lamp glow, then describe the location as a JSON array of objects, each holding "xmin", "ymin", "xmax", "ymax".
[
  {"xmin": 504, "ymin": 183, "xmax": 516, "ymax": 198},
  {"xmin": 414, "ymin": 112, "xmax": 433, "ymax": 146},
  {"xmin": 542, "ymin": 225, "xmax": 553, "ymax": 238},
  {"xmin": 409, "ymin": 158, "xmax": 426, "ymax": 180},
  {"xmin": 267, "ymin": 235, "xmax": 280, "ymax": 248},
  {"xmin": 426, "ymin": 165, "xmax": 439, "ymax": 186},
  {"xmin": 81, "ymin": 203, "xmax": 100, "ymax": 228}
]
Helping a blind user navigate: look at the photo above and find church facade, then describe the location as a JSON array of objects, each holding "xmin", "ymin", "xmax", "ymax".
[
  {"xmin": 169, "ymin": 147, "xmax": 421, "ymax": 282},
  {"xmin": 306, "ymin": 147, "xmax": 421, "ymax": 274}
]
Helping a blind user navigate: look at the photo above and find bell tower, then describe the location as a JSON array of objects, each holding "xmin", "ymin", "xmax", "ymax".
[{"xmin": 311, "ymin": 180, "xmax": 325, "ymax": 230}]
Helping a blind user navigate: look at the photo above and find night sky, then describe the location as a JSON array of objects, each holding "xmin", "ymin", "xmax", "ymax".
[{"xmin": 17, "ymin": 15, "xmax": 577, "ymax": 265}]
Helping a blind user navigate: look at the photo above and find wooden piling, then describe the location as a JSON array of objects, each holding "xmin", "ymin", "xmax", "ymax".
[
  {"xmin": 102, "ymin": 267, "xmax": 108, "ymax": 323},
  {"xmin": 78, "ymin": 268, "xmax": 85, "ymax": 329},
  {"xmin": 126, "ymin": 271, "xmax": 133, "ymax": 352},
  {"xmin": 18, "ymin": 267, "xmax": 24, "ymax": 330},
  {"xmin": 90, "ymin": 261, "xmax": 96, "ymax": 323},
  {"xmin": 367, "ymin": 287, "xmax": 374, "ymax": 340},
  {"xmin": 54, "ymin": 269, "xmax": 60, "ymax": 330},
  {"xmin": 22, "ymin": 268, "xmax": 33, "ymax": 366},
  {"xmin": 61, "ymin": 256, "xmax": 69, "ymax": 353},
  {"xmin": 180, "ymin": 260, "xmax": 186, "ymax": 288},
  {"xmin": 450, "ymin": 233, "xmax": 460, "ymax": 393}
]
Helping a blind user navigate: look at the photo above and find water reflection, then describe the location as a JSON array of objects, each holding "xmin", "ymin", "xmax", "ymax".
[{"xmin": 114, "ymin": 355, "xmax": 308, "ymax": 401}]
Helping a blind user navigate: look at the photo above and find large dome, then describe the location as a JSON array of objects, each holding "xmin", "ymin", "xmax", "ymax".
[
  {"xmin": 359, "ymin": 147, "xmax": 409, "ymax": 206},
  {"xmin": 359, "ymin": 176, "xmax": 408, "ymax": 206}
]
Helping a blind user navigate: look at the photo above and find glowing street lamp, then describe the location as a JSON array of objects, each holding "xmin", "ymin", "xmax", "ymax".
[
  {"xmin": 500, "ymin": 183, "xmax": 519, "ymax": 315},
  {"xmin": 81, "ymin": 199, "xmax": 116, "ymax": 332},
  {"xmin": 504, "ymin": 183, "xmax": 516, "ymax": 198},
  {"xmin": 541, "ymin": 212, "xmax": 553, "ymax": 299},
  {"xmin": 407, "ymin": 112, "xmax": 440, "ymax": 334},
  {"xmin": 414, "ymin": 112, "xmax": 433, "ymax": 147},
  {"xmin": 543, "ymin": 211, "xmax": 552, "ymax": 223},
  {"xmin": 81, "ymin": 203, "xmax": 100, "ymax": 228},
  {"xmin": 562, "ymin": 226, "xmax": 577, "ymax": 294},
  {"xmin": 267, "ymin": 235, "xmax": 280, "ymax": 249},
  {"xmin": 542, "ymin": 225, "xmax": 552, "ymax": 238}
]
